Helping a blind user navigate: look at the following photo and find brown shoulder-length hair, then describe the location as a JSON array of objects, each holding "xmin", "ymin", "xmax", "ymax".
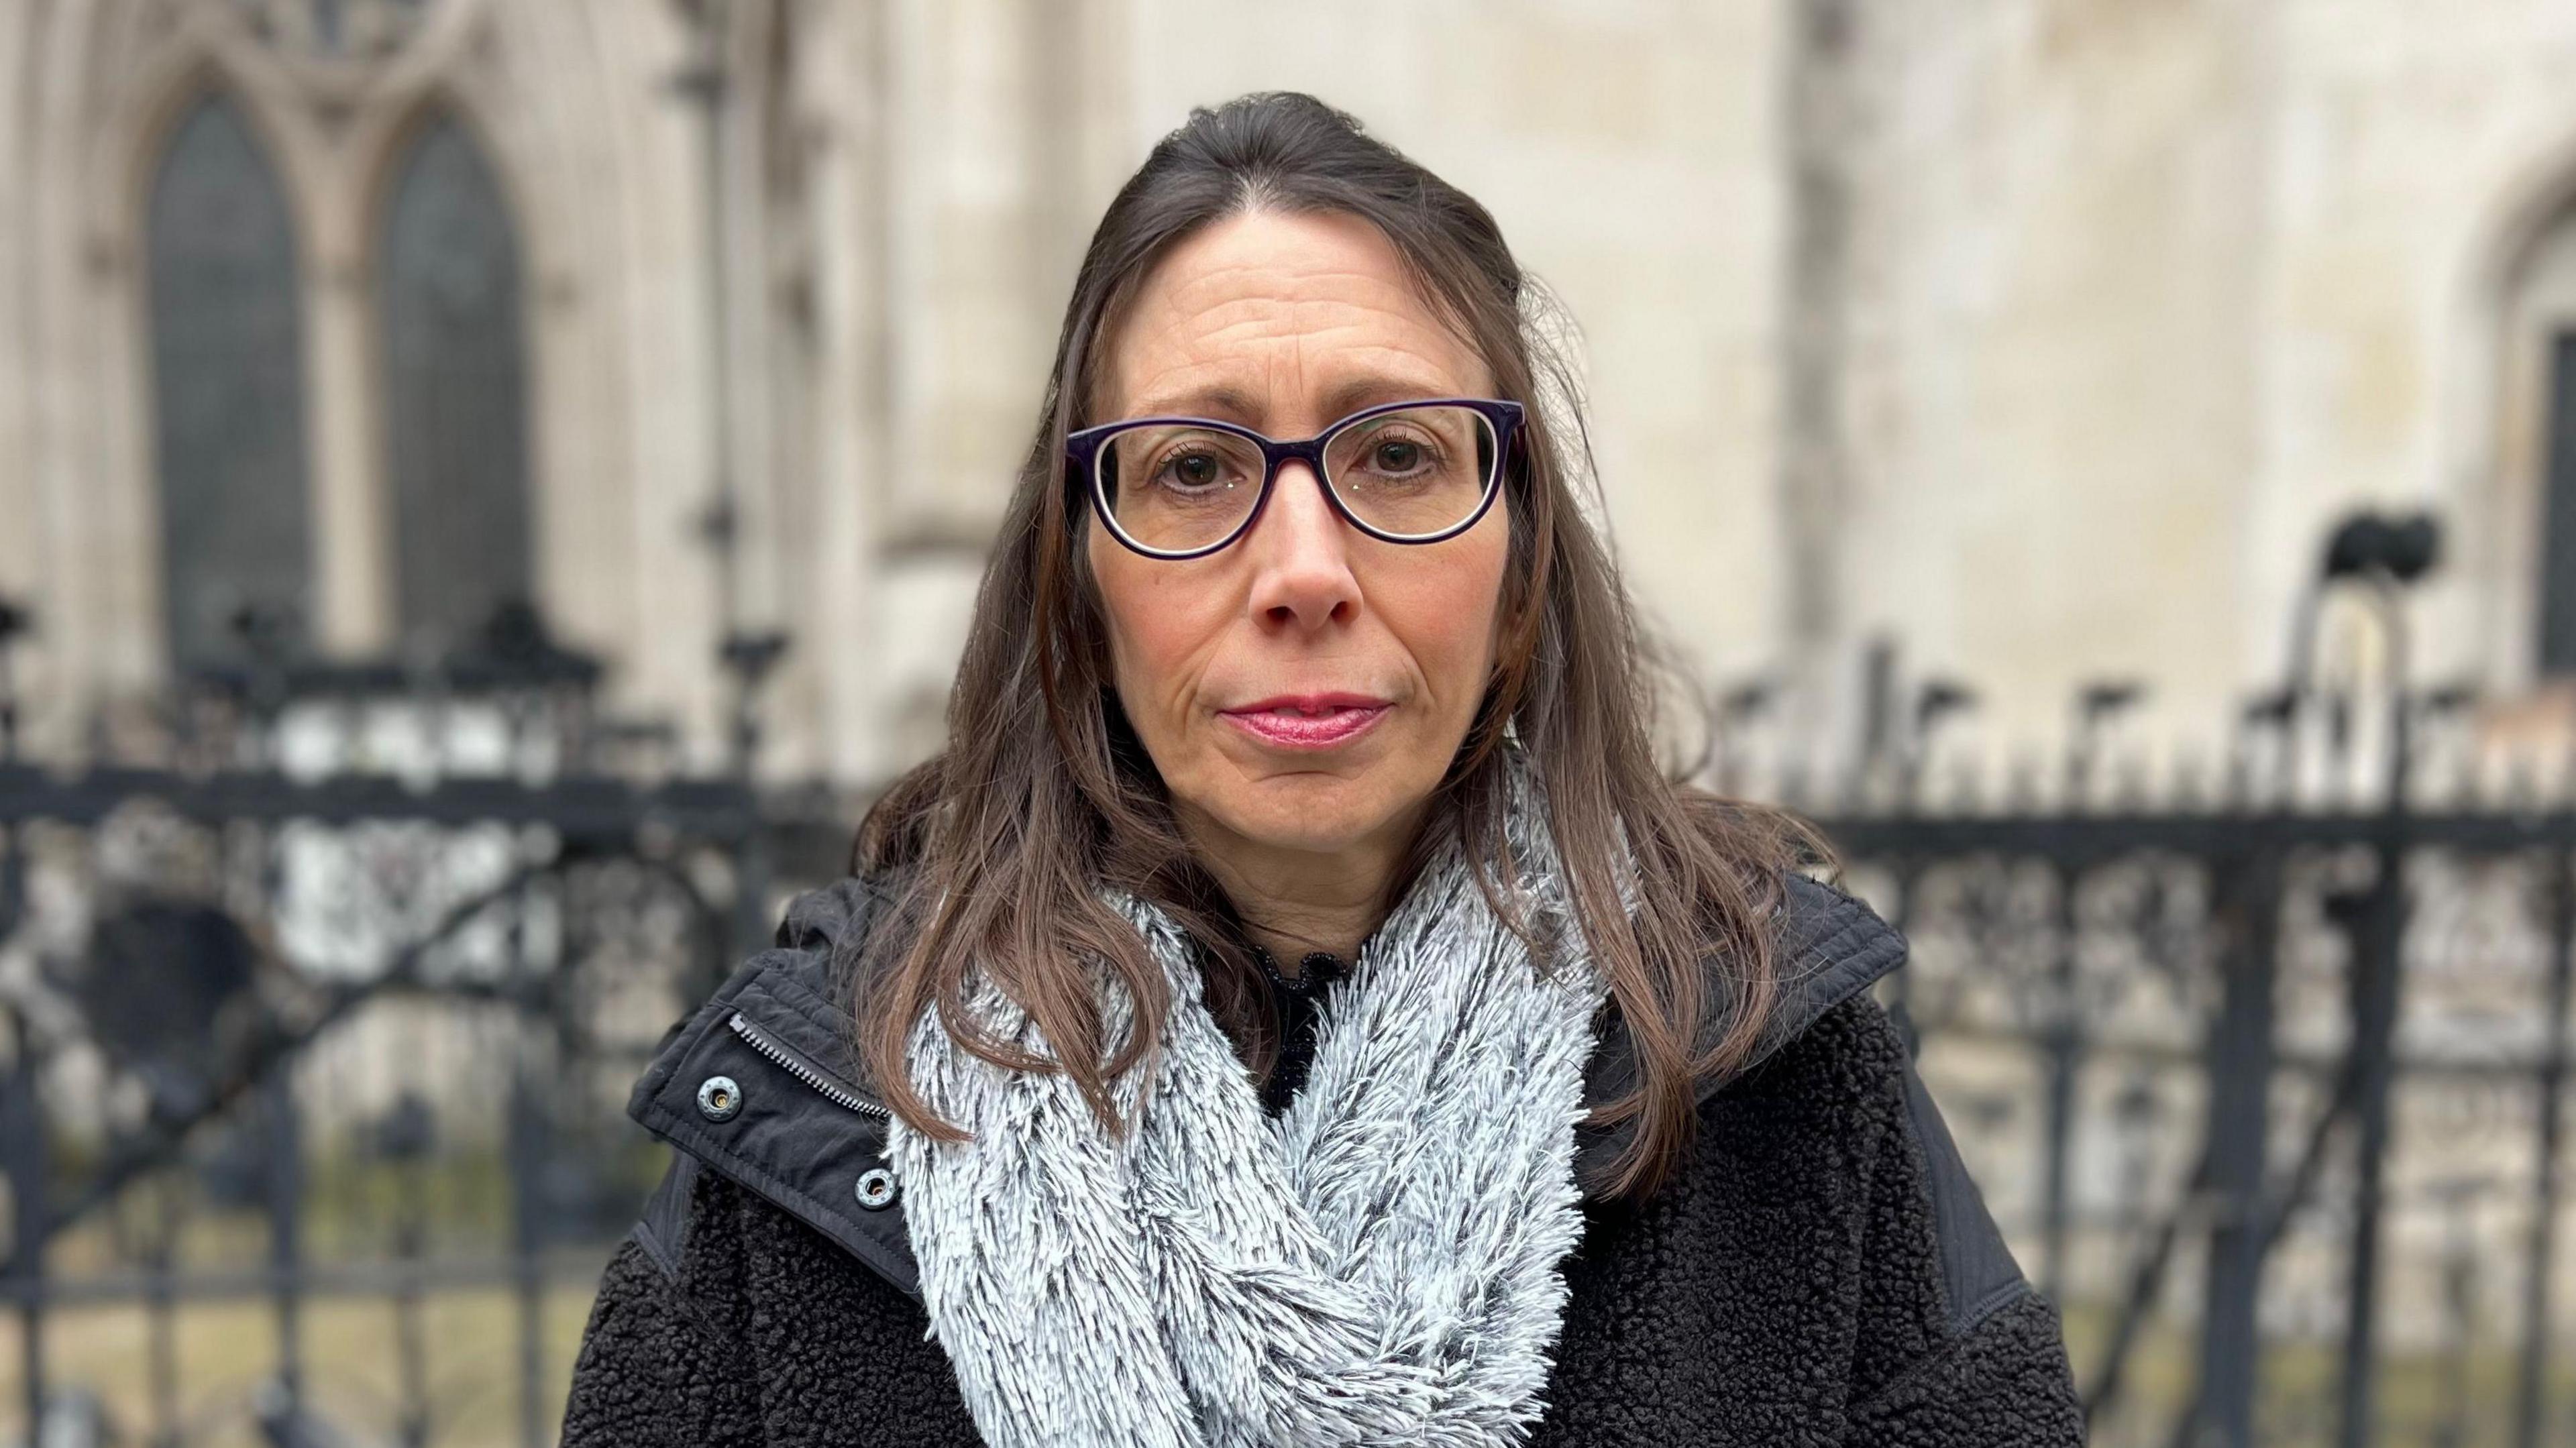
[{"xmin": 851, "ymin": 91, "xmax": 1807, "ymax": 1199}]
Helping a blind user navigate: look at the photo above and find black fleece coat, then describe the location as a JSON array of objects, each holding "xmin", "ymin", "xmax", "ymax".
[{"xmin": 561, "ymin": 872, "xmax": 2085, "ymax": 1446}]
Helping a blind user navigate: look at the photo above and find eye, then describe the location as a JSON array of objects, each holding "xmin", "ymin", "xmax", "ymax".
[
  {"xmin": 1368, "ymin": 437, "xmax": 1428, "ymax": 475},
  {"xmin": 1344, "ymin": 425, "xmax": 1444, "ymax": 481},
  {"xmin": 1158, "ymin": 448, "xmax": 1230, "ymax": 491}
]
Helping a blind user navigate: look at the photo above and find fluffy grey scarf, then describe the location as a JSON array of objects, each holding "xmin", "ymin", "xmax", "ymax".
[{"xmin": 885, "ymin": 770, "xmax": 1607, "ymax": 1448}]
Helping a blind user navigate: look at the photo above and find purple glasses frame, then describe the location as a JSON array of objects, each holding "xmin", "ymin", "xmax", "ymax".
[{"xmin": 1065, "ymin": 396, "xmax": 1526, "ymax": 560}]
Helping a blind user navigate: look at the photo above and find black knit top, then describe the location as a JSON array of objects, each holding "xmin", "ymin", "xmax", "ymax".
[{"xmin": 1245, "ymin": 940, "xmax": 1352, "ymax": 1115}]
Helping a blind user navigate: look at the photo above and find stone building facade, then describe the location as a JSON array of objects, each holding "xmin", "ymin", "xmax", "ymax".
[{"xmin": 5, "ymin": 0, "xmax": 2576, "ymax": 789}]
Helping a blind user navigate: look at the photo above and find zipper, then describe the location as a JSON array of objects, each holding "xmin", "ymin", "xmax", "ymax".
[{"xmin": 727, "ymin": 1011, "xmax": 890, "ymax": 1120}]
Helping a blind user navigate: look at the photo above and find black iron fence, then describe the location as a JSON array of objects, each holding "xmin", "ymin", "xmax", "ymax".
[
  {"xmin": 9, "ymin": 750, "xmax": 2576, "ymax": 1445},
  {"xmin": 1819, "ymin": 802, "xmax": 2576, "ymax": 1448},
  {"xmin": 0, "ymin": 757, "xmax": 849, "ymax": 1448}
]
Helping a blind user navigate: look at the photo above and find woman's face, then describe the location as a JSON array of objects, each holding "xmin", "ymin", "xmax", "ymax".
[{"xmin": 1087, "ymin": 209, "xmax": 1511, "ymax": 865}]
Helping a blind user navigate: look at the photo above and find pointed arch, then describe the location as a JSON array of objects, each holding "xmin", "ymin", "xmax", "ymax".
[
  {"xmin": 144, "ymin": 88, "xmax": 315, "ymax": 670},
  {"xmin": 374, "ymin": 106, "xmax": 533, "ymax": 654}
]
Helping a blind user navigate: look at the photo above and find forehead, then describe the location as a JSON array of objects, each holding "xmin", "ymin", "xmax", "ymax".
[{"xmin": 1100, "ymin": 209, "xmax": 1494, "ymax": 425}]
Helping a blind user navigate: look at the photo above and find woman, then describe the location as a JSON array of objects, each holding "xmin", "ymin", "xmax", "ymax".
[{"xmin": 564, "ymin": 92, "xmax": 2082, "ymax": 1447}]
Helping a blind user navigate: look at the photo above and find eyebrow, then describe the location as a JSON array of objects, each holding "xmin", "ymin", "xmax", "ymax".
[
  {"xmin": 1122, "ymin": 373, "xmax": 1465, "ymax": 431},
  {"xmin": 1125, "ymin": 382, "xmax": 1264, "ymax": 424}
]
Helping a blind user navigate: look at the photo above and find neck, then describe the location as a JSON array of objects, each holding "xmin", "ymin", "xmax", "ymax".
[{"xmin": 1177, "ymin": 799, "xmax": 1426, "ymax": 974}]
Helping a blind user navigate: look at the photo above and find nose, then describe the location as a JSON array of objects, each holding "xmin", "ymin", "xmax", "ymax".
[{"xmin": 1240, "ymin": 459, "xmax": 1359, "ymax": 634}]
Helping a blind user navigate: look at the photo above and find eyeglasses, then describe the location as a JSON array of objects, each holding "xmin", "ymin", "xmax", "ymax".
[{"xmin": 1067, "ymin": 398, "xmax": 1524, "ymax": 559}]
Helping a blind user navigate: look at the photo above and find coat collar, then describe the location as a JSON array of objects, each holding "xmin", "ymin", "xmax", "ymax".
[
  {"xmin": 629, "ymin": 871, "xmax": 1907, "ymax": 1303},
  {"xmin": 1572, "ymin": 873, "xmax": 1908, "ymax": 1186}
]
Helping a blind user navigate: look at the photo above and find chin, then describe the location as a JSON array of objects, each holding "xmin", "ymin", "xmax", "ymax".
[{"xmin": 1210, "ymin": 772, "xmax": 1399, "ymax": 854}]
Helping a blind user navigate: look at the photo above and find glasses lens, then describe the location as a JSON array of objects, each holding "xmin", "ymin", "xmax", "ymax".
[
  {"xmin": 1099, "ymin": 424, "xmax": 1266, "ymax": 553},
  {"xmin": 1323, "ymin": 405, "xmax": 1498, "ymax": 539}
]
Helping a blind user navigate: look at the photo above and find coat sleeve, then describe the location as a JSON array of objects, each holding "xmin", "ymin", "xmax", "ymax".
[
  {"xmin": 561, "ymin": 1157, "xmax": 761, "ymax": 1448},
  {"xmin": 1839, "ymin": 1047, "xmax": 2086, "ymax": 1445}
]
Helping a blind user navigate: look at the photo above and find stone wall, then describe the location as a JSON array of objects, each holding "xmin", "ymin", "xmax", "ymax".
[
  {"xmin": 7, "ymin": 0, "xmax": 2576, "ymax": 788},
  {"xmin": 1840, "ymin": 0, "xmax": 2576, "ymax": 775}
]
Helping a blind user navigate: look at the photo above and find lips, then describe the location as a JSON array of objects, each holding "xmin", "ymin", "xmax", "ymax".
[{"xmin": 1218, "ymin": 693, "xmax": 1393, "ymax": 750}]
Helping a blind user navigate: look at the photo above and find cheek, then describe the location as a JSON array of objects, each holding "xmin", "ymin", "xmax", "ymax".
[
  {"xmin": 1381, "ymin": 528, "xmax": 1511, "ymax": 715},
  {"xmin": 1089, "ymin": 533, "xmax": 1218, "ymax": 726}
]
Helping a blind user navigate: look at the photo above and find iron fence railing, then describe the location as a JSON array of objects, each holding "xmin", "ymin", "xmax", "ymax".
[
  {"xmin": 0, "ymin": 760, "xmax": 848, "ymax": 1448},
  {"xmin": 9, "ymin": 757, "xmax": 2576, "ymax": 1446},
  {"xmin": 1819, "ymin": 806, "xmax": 2576, "ymax": 1448}
]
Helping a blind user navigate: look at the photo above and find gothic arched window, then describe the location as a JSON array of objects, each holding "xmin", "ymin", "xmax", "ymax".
[
  {"xmin": 376, "ymin": 113, "xmax": 533, "ymax": 654},
  {"xmin": 2495, "ymin": 178, "xmax": 2576, "ymax": 677},
  {"xmin": 146, "ymin": 92, "xmax": 314, "ymax": 669},
  {"xmin": 2546, "ymin": 327, "xmax": 2576, "ymax": 674}
]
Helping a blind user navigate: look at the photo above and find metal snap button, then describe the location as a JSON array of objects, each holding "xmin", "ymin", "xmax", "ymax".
[
  {"xmin": 855, "ymin": 1166, "xmax": 898, "ymax": 1210},
  {"xmin": 696, "ymin": 1074, "xmax": 743, "ymax": 1122}
]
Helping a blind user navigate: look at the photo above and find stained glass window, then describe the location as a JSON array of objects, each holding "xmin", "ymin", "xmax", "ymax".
[
  {"xmin": 146, "ymin": 93, "xmax": 315, "ymax": 669},
  {"xmin": 376, "ymin": 114, "xmax": 533, "ymax": 654}
]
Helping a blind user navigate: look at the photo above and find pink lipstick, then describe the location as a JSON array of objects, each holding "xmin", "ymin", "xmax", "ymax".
[{"xmin": 1218, "ymin": 693, "xmax": 1392, "ymax": 750}]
